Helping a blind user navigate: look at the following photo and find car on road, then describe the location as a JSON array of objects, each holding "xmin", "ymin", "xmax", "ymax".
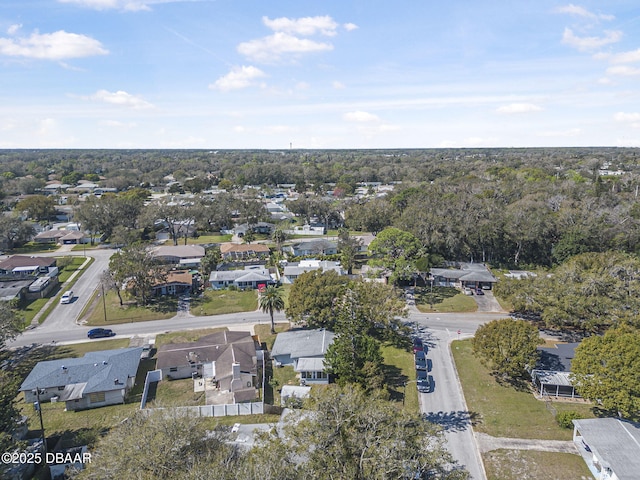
[
  {"xmin": 417, "ymin": 377, "xmax": 431, "ymax": 393},
  {"xmin": 415, "ymin": 350, "xmax": 427, "ymax": 370},
  {"xmin": 60, "ymin": 291, "xmax": 73, "ymax": 304},
  {"xmin": 87, "ymin": 328, "xmax": 115, "ymax": 339}
]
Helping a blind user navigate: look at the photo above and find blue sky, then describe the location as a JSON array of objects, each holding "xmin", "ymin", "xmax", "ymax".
[{"xmin": 1, "ymin": 1, "xmax": 639, "ymax": 149}]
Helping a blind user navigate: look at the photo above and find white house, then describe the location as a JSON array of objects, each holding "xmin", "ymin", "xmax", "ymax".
[
  {"xmin": 271, "ymin": 329, "xmax": 335, "ymax": 385},
  {"xmin": 282, "ymin": 259, "xmax": 345, "ymax": 284}
]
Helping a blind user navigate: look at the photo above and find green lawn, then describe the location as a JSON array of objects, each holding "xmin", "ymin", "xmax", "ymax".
[
  {"xmin": 452, "ymin": 339, "xmax": 595, "ymax": 440},
  {"xmin": 381, "ymin": 344, "xmax": 420, "ymax": 414},
  {"xmin": 483, "ymin": 450, "xmax": 594, "ymax": 480},
  {"xmin": 147, "ymin": 378, "xmax": 205, "ymax": 407},
  {"xmin": 414, "ymin": 286, "xmax": 478, "ymax": 313},
  {"xmin": 155, "ymin": 327, "xmax": 229, "ymax": 348},
  {"xmin": 186, "ymin": 233, "xmax": 233, "ymax": 244},
  {"xmin": 84, "ymin": 290, "xmax": 176, "ymax": 325},
  {"xmin": 191, "ymin": 289, "xmax": 258, "ymax": 316}
]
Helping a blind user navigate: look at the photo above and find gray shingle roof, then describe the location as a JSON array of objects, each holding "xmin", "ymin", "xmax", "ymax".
[
  {"xmin": 573, "ymin": 418, "xmax": 640, "ymax": 480},
  {"xmin": 20, "ymin": 347, "xmax": 142, "ymax": 395},
  {"xmin": 271, "ymin": 329, "xmax": 335, "ymax": 359}
]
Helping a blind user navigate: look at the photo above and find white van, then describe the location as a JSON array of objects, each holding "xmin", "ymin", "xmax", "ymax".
[{"xmin": 60, "ymin": 291, "xmax": 73, "ymax": 304}]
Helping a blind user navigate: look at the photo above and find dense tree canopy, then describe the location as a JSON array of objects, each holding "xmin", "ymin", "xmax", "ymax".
[
  {"xmin": 571, "ymin": 328, "xmax": 640, "ymax": 419},
  {"xmin": 495, "ymin": 252, "xmax": 640, "ymax": 332},
  {"xmin": 472, "ymin": 319, "xmax": 541, "ymax": 380}
]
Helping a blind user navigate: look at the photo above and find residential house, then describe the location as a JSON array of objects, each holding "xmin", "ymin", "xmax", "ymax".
[
  {"xmin": 271, "ymin": 329, "xmax": 335, "ymax": 385},
  {"xmin": 234, "ymin": 222, "xmax": 274, "ymax": 237},
  {"xmin": 152, "ymin": 245, "xmax": 205, "ymax": 268},
  {"xmin": 282, "ymin": 259, "xmax": 345, "ymax": 284},
  {"xmin": 152, "ymin": 270, "xmax": 194, "ymax": 296},
  {"xmin": 286, "ymin": 225, "xmax": 326, "ymax": 236},
  {"xmin": 285, "ymin": 239, "xmax": 337, "ymax": 257},
  {"xmin": 34, "ymin": 229, "xmax": 91, "ymax": 245},
  {"xmin": 20, "ymin": 348, "xmax": 142, "ymax": 411},
  {"xmin": 219, "ymin": 243, "xmax": 270, "ymax": 261},
  {"xmin": 430, "ymin": 263, "xmax": 497, "ymax": 290},
  {"xmin": 156, "ymin": 331, "xmax": 258, "ymax": 403},
  {"xmin": 209, "ymin": 266, "xmax": 273, "ymax": 290},
  {"xmin": 573, "ymin": 418, "xmax": 640, "ymax": 480},
  {"xmin": 531, "ymin": 342, "xmax": 581, "ymax": 398},
  {"xmin": 0, "ymin": 256, "xmax": 57, "ymax": 276}
]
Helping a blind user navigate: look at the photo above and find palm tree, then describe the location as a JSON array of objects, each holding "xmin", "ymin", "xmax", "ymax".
[{"xmin": 258, "ymin": 284, "xmax": 285, "ymax": 334}]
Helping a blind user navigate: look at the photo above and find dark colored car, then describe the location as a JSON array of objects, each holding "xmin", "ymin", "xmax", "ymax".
[
  {"xmin": 412, "ymin": 337, "xmax": 424, "ymax": 353},
  {"xmin": 87, "ymin": 328, "xmax": 115, "ymax": 339},
  {"xmin": 415, "ymin": 350, "xmax": 427, "ymax": 370},
  {"xmin": 475, "ymin": 288, "xmax": 484, "ymax": 295}
]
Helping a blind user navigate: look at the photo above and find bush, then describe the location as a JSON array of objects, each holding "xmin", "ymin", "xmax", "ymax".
[{"xmin": 556, "ymin": 410, "xmax": 582, "ymax": 429}]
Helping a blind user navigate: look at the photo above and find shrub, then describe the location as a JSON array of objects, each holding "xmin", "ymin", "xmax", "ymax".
[{"xmin": 556, "ymin": 410, "xmax": 582, "ymax": 429}]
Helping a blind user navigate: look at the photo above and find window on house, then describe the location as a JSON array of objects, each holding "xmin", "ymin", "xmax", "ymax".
[
  {"xmin": 89, "ymin": 392, "xmax": 106, "ymax": 403},
  {"xmin": 169, "ymin": 367, "xmax": 178, "ymax": 372}
]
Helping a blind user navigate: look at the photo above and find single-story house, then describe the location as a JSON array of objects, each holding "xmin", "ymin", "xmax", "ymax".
[
  {"xmin": 156, "ymin": 331, "xmax": 258, "ymax": 403},
  {"xmin": 20, "ymin": 348, "xmax": 142, "ymax": 411},
  {"xmin": 219, "ymin": 243, "xmax": 270, "ymax": 260},
  {"xmin": 0, "ymin": 279, "xmax": 34, "ymax": 302},
  {"xmin": 209, "ymin": 266, "xmax": 273, "ymax": 290},
  {"xmin": 285, "ymin": 239, "xmax": 338, "ymax": 257},
  {"xmin": 286, "ymin": 224, "xmax": 326, "ymax": 236},
  {"xmin": 0, "ymin": 256, "xmax": 57, "ymax": 276},
  {"xmin": 271, "ymin": 329, "xmax": 335, "ymax": 385},
  {"xmin": 282, "ymin": 259, "xmax": 346, "ymax": 284},
  {"xmin": 531, "ymin": 342, "xmax": 580, "ymax": 398},
  {"xmin": 152, "ymin": 270, "xmax": 193, "ymax": 296},
  {"xmin": 152, "ymin": 245, "xmax": 205, "ymax": 267},
  {"xmin": 430, "ymin": 263, "xmax": 497, "ymax": 290},
  {"xmin": 34, "ymin": 229, "xmax": 66, "ymax": 244},
  {"xmin": 573, "ymin": 418, "xmax": 640, "ymax": 480},
  {"xmin": 34, "ymin": 229, "xmax": 91, "ymax": 245},
  {"xmin": 234, "ymin": 222, "xmax": 274, "ymax": 237}
]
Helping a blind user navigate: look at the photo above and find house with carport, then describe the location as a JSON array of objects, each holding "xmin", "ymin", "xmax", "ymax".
[
  {"xmin": 282, "ymin": 259, "xmax": 345, "ymax": 284},
  {"xmin": 209, "ymin": 266, "xmax": 274, "ymax": 290},
  {"xmin": 151, "ymin": 245, "xmax": 205, "ymax": 268}
]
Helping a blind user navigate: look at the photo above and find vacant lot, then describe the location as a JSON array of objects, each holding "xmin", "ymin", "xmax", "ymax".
[
  {"xmin": 414, "ymin": 286, "xmax": 477, "ymax": 313},
  {"xmin": 191, "ymin": 289, "xmax": 257, "ymax": 316},
  {"xmin": 452, "ymin": 339, "xmax": 595, "ymax": 441},
  {"xmin": 483, "ymin": 450, "xmax": 593, "ymax": 480},
  {"xmin": 84, "ymin": 290, "xmax": 176, "ymax": 325}
]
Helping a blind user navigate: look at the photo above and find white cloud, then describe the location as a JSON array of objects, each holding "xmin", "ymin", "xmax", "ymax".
[
  {"xmin": 614, "ymin": 112, "xmax": 640, "ymax": 123},
  {"xmin": 89, "ymin": 90, "xmax": 154, "ymax": 109},
  {"xmin": 562, "ymin": 28, "xmax": 622, "ymax": 51},
  {"xmin": 209, "ymin": 65, "xmax": 267, "ymax": 91},
  {"xmin": 262, "ymin": 16, "xmax": 339, "ymax": 37},
  {"xmin": 554, "ymin": 4, "xmax": 614, "ymax": 21},
  {"xmin": 0, "ymin": 30, "xmax": 108, "ymax": 60},
  {"xmin": 101, "ymin": 120, "xmax": 138, "ymax": 128},
  {"xmin": 237, "ymin": 32, "xmax": 333, "ymax": 63},
  {"xmin": 606, "ymin": 48, "xmax": 640, "ymax": 64},
  {"xmin": 57, "ymin": 0, "xmax": 158, "ymax": 11},
  {"xmin": 606, "ymin": 65, "xmax": 640, "ymax": 77},
  {"xmin": 7, "ymin": 24, "xmax": 21, "ymax": 35},
  {"xmin": 343, "ymin": 23, "xmax": 359, "ymax": 32},
  {"xmin": 496, "ymin": 103, "xmax": 543, "ymax": 114},
  {"xmin": 343, "ymin": 111, "xmax": 380, "ymax": 123},
  {"xmin": 332, "ymin": 81, "xmax": 346, "ymax": 89}
]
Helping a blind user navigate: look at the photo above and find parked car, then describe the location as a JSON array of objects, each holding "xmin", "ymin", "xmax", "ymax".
[
  {"xmin": 417, "ymin": 377, "xmax": 431, "ymax": 393},
  {"xmin": 412, "ymin": 337, "xmax": 424, "ymax": 353},
  {"xmin": 60, "ymin": 291, "xmax": 73, "ymax": 304},
  {"xmin": 87, "ymin": 328, "xmax": 115, "ymax": 339},
  {"xmin": 463, "ymin": 287, "xmax": 473, "ymax": 295},
  {"xmin": 140, "ymin": 345, "xmax": 152, "ymax": 359},
  {"xmin": 415, "ymin": 350, "xmax": 427, "ymax": 370},
  {"xmin": 475, "ymin": 288, "xmax": 484, "ymax": 295}
]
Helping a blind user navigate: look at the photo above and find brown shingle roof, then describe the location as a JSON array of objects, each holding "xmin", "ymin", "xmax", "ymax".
[{"xmin": 0, "ymin": 255, "xmax": 56, "ymax": 270}]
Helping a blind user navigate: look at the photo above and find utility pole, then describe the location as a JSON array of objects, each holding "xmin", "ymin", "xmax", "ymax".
[
  {"xmin": 33, "ymin": 388, "xmax": 47, "ymax": 456},
  {"xmin": 101, "ymin": 282, "xmax": 107, "ymax": 323}
]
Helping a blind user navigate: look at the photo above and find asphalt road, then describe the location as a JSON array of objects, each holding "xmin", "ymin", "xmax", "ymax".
[{"xmin": 10, "ymin": 250, "xmax": 510, "ymax": 480}]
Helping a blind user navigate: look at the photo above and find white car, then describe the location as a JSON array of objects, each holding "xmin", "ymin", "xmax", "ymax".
[{"xmin": 60, "ymin": 291, "xmax": 73, "ymax": 304}]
